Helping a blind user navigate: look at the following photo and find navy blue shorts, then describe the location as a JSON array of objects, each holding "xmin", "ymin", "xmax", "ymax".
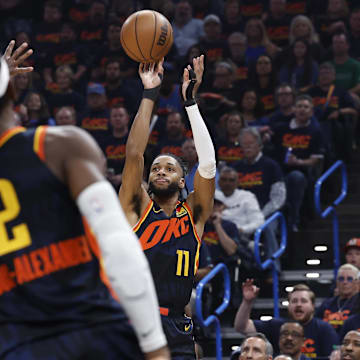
[
  {"xmin": 3, "ymin": 321, "xmax": 144, "ymax": 360},
  {"xmin": 161, "ymin": 314, "xmax": 196, "ymax": 360}
]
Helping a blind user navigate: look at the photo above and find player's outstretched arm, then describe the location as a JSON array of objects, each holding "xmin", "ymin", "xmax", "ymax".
[
  {"xmin": 2, "ymin": 40, "xmax": 33, "ymax": 77},
  {"xmin": 119, "ymin": 60, "xmax": 164, "ymax": 219},
  {"xmin": 183, "ymin": 55, "xmax": 216, "ymax": 227},
  {"xmin": 44, "ymin": 126, "xmax": 169, "ymax": 359}
]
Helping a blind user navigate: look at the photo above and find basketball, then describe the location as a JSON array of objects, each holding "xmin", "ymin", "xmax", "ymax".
[{"xmin": 120, "ymin": 10, "xmax": 173, "ymax": 63}]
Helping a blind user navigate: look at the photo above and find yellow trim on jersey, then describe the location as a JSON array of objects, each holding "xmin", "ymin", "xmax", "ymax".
[
  {"xmin": 0, "ymin": 126, "xmax": 25, "ymax": 148},
  {"xmin": 182, "ymin": 202, "xmax": 201, "ymax": 275},
  {"xmin": 33, "ymin": 126, "xmax": 48, "ymax": 161},
  {"xmin": 133, "ymin": 200, "xmax": 153, "ymax": 232}
]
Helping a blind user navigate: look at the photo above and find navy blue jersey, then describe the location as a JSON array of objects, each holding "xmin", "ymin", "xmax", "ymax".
[
  {"xmin": 340, "ymin": 314, "xmax": 360, "ymax": 341},
  {"xmin": 316, "ymin": 294, "xmax": 359, "ymax": 333},
  {"xmin": 0, "ymin": 126, "xmax": 126, "ymax": 357},
  {"xmin": 134, "ymin": 200, "xmax": 201, "ymax": 311}
]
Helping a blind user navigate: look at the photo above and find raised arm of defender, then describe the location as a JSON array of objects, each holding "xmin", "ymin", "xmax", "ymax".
[
  {"xmin": 183, "ymin": 56, "xmax": 216, "ymax": 231},
  {"xmin": 119, "ymin": 61, "xmax": 164, "ymax": 223}
]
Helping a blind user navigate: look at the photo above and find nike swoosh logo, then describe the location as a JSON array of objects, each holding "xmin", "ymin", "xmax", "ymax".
[{"xmin": 185, "ymin": 324, "xmax": 191, "ymax": 332}]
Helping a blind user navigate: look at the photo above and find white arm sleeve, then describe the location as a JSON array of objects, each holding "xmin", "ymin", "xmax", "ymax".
[
  {"xmin": 76, "ymin": 181, "xmax": 166, "ymax": 353},
  {"xmin": 185, "ymin": 103, "xmax": 216, "ymax": 179}
]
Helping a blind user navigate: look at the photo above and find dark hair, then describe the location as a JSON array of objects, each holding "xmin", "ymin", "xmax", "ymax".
[
  {"xmin": 286, "ymin": 38, "xmax": 314, "ymax": 87},
  {"xmin": 44, "ymin": 0, "xmax": 62, "ymax": 11},
  {"xmin": 105, "ymin": 57, "xmax": 121, "ymax": 69},
  {"xmin": 238, "ymin": 88, "xmax": 265, "ymax": 118},
  {"xmin": 248, "ymin": 55, "xmax": 277, "ymax": 91},
  {"xmin": 24, "ymin": 91, "xmax": 50, "ymax": 121}
]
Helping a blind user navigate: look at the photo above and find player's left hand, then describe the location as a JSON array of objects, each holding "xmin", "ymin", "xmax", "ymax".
[
  {"xmin": 2, "ymin": 40, "xmax": 33, "ymax": 78},
  {"xmin": 182, "ymin": 55, "xmax": 204, "ymax": 101}
]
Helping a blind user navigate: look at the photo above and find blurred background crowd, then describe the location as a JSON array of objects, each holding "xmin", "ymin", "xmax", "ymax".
[{"xmin": 2, "ymin": 1, "xmax": 360, "ymax": 356}]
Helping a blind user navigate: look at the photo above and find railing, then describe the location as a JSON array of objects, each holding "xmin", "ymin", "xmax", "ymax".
[
  {"xmin": 254, "ymin": 211, "xmax": 287, "ymax": 317},
  {"xmin": 314, "ymin": 160, "xmax": 347, "ymax": 278},
  {"xmin": 195, "ymin": 263, "xmax": 231, "ymax": 360}
]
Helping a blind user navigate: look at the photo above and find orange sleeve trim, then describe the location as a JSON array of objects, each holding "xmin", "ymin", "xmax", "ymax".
[
  {"xmin": 133, "ymin": 200, "xmax": 153, "ymax": 233},
  {"xmin": 33, "ymin": 126, "xmax": 48, "ymax": 162},
  {"xmin": 82, "ymin": 217, "xmax": 119, "ymax": 301},
  {"xmin": 0, "ymin": 126, "xmax": 25, "ymax": 148}
]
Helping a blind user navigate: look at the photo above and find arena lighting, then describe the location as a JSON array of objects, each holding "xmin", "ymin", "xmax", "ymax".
[
  {"xmin": 285, "ymin": 286, "xmax": 294, "ymax": 292},
  {"xmin": 307, "ymin": 259, "xmax": 321, "ymax": 265},
  {"xmin": 282, "ymin": 300, "xmax": 289, "ymax": 306},
  {"xmin": 260, "ymin": 315, "xmax": 273, "ymax": 321},
  {"xmin": 314, "ymin": 245, "xmax": 328, "ymax": 252},
  {"xmin": 306, "ymin": 272, "xmax": 320, "ymax": 278}
]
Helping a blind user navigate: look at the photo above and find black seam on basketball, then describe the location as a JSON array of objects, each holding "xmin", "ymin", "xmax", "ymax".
[
  {"xmin": 150, "ymin": 11, "xmax": 156, "ymax": 61},
  {"xmin": 162, "ymin": 22, "xmax": 172, "ymax": 56},
  {"xmin": 135, "ymin": 13, "xmax": 146, "ymax": 61},
  {"xmin": 121, "ymin": 29, "xmax": 142, "ymax": 62}
]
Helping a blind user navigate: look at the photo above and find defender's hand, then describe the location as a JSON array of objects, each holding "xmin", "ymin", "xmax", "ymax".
[
  {"xmin": 182, "ymin": 55, "xmax": 204, "ymax": 101},
  {"xmin": 139, "ymin": 59, "xmax": 164, "ymax": 90},
  {"xmin": 3, "ymin": 40, "xmax": 33, "ymax": 78}
]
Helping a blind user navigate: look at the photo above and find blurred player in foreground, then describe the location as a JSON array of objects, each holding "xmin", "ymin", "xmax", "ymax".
[
  {"xmin": 119, "ymin": 55, "xmax": 216, "ymax": 359},
  {"xmin": 0, "ymin": 40, "xmax": 169, "ymax": 360}
]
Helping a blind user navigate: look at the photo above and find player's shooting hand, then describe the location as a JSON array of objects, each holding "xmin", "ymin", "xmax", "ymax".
[
  {"xmin": 242, "ymin": 278, "xmax": 260, "ymax": 302},
  {"xmin": 139, "ymin": 59, "xmax": 164, "ymax": 89},
  {"xmin": 144, "ymin": 345, "xmax": 171, "ymax": 360},
  {"xmin": 2, "ymin": 40, "xmax": 33, "ymax": 78},
  {"xmin": 181, "ymin": 55, "xmax": 204, "ymax": 101}
]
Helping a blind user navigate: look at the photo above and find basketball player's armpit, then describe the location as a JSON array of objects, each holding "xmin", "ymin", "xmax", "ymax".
[
  {"xmin": 132, "ymin": 193, "xmax": 142, "ymax": 217},
  {"xmin": 193, "ymin": 204, "xmax": 203, "ymax": 224}
]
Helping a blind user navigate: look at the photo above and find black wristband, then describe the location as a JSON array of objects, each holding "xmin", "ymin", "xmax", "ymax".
[
  {"xmin": 143, "ymin": 85, "xmax": 161, "ymax": 101},
  {"xmin": 184, "ymin": 99, "xmax": 197, "ymax": 107}
]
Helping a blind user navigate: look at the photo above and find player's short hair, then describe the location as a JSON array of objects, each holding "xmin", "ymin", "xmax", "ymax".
[{"xmin": 152, "ymin": 153, "xmax": 188, "ymax": 177}]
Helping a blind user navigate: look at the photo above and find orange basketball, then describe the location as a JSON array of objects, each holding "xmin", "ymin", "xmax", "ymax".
[{"xmin": 120, "ymin": 10, "xmax": 173, "ymax": 63}]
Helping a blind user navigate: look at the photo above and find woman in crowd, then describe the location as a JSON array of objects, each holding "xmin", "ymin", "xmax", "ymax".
[
  {"xmin": 244, "ymin": 18, "xmax": 280, "ymax": 62},
  {"xmin": 278, "ymin": 38, "xmax": 319, "ymax": 91}
]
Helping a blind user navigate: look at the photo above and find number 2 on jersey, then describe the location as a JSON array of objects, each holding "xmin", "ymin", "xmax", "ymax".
[
  {"xmin": 176, "ymin": 249, "xmax": 190, "ymax": 277},
  {"xmin": 0, "ymin": 179, "xmax": 32, "ymax": 256}
]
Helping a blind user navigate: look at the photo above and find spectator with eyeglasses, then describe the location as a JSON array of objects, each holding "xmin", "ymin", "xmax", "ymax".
[
  {"xmin": 278, "ymin": 321, "xmax": 308, "ymax": 360},
  {"xmin": 316, "ymin": 264, "xmax": 360, "ymax": 334},
  {"xmin": 234, "ymin": 281, "xmax": 339, "ymax": 358}
]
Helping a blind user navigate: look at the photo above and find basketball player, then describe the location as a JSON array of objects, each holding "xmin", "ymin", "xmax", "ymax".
[
  {"xmin": 0, "ymin": 42, "xmax": 169, "ymax": 359},
  {"xmin": 119, "ymin": 55, "xmax": 216, "ymax": 359}
]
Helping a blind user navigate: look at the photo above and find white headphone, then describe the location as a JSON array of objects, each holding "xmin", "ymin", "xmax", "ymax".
[{"xmin": 0, "ymin": 57, "xmax": 10, "ymax": 98}]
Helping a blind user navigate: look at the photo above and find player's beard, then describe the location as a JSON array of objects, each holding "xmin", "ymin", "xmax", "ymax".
[{"xmin": 149, "ymin": 180, "xmax": 180, "ymax": 199}]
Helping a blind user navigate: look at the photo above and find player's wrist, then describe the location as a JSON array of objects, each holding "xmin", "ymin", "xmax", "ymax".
[{"xmin": 143, "ymin": 85, "xmax": 161, "ymax": 101}]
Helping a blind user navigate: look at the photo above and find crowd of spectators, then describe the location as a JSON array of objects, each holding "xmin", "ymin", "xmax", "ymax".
[{"xmin": 2, "ymin": 0, "xmax": 360, "ymax": 356}]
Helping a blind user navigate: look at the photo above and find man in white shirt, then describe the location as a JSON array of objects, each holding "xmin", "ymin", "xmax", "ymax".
[{"xmin": 215, "ymin": 166, "xmax": 264, "ymax": 237}]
